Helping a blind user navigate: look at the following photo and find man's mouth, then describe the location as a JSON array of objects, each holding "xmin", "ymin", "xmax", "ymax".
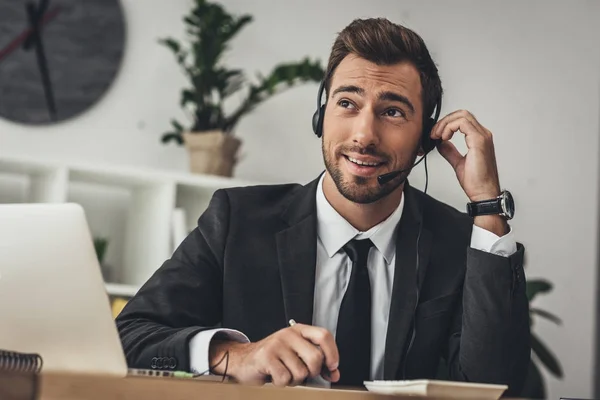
[{"xmin": 343, "ymin": 155, "xmax": 385, "ymax": 168}]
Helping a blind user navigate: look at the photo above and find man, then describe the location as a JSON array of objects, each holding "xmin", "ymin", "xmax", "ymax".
[{"xmin": 117, "ymin": 18, "xmax": 529, "ymax": 395}]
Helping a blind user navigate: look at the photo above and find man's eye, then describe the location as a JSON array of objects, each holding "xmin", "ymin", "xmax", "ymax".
[
  {"xmin": 384, "ymin": 108, "xmax": 404, "ymax": 118},
  {"xmin": 338, "ymin": 100, "xmax": 354, "ymax": 109}
]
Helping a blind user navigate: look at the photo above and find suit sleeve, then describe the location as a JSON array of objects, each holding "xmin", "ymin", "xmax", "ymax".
[
  {"xmin": 443, "ymin": 243, "xmax": 530, "ymax": 396},
  {"xmin": 115, "ymin": 189, "xmax": 230, "ymax": 372}
]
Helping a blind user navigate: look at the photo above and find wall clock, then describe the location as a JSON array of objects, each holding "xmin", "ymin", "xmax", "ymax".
[{"xmin": 0, "ymin": 0, "xmax": 126, "ymax": 125}]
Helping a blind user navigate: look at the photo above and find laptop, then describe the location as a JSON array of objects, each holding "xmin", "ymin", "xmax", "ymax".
[{"xmin": 0, "ymin": 203, "xmax": 128, "ymax": 376}]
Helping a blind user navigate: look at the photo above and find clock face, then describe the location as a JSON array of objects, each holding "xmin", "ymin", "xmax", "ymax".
[{"xmin": 0, "ymin": 0, "xmax": 126, "ymax": 125}]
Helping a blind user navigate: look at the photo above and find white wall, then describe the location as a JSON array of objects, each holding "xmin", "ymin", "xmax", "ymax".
[{"xmin": 0, "ymin": 0, "xmax": 598, "ymax": 398}]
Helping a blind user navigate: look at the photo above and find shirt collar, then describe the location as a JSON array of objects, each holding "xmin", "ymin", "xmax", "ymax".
[{"xmin": 315, "ymin": 174, "xmax": 404, "ymax": 264}]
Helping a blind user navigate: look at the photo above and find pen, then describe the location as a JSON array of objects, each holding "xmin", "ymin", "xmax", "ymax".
[{"xmin": 288, "ymin": 319, "xmax": 331, "ymax": 379}]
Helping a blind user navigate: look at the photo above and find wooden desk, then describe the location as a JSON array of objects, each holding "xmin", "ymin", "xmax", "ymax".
[{"xmin": 1, "ymin": 371, "xmax": 437, "ymax": 400}]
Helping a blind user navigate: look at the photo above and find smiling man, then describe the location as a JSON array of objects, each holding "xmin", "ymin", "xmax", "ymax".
[{"xmin": 116, "ymin": 18, "xmax": 530, "ymax": 395}]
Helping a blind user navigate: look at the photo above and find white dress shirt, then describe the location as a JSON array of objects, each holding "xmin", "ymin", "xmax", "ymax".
[{"xmin": 189, "ymin": 175, "xmax": 517, "ymax": 382}]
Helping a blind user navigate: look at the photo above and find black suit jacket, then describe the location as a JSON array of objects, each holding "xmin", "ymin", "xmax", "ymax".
[{"xmin": 116, "ymin": 176, "xmax": 530, "ymax": 395}]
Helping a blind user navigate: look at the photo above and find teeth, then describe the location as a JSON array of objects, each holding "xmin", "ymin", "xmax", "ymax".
[{"xmin": 348, "ymin": 156, "xmax": 380, "ymax": 167}]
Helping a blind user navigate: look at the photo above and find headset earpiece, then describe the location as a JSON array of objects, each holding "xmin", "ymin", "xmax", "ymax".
[
  {"xmin": 421, "ymin": 117, "xmax": 440, "ymax": 155},
  {"xmin": 420, "ymin": 97, "xmax": 443, "ymax": 154},
  {"xmin": 312, "ymin": 105, "xmax": 325, "ymax": 138},
  {"xmin": 312, "ymin": 81, "xmax": 326, "ymax": 138}
]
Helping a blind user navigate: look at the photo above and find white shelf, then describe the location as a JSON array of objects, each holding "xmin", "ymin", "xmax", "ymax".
[
  {"xmin": 0, "ymin": 155, "xmax": 260, "ymax": 189},
  {"xmin": 0, "ymin": 155, "xmax": 263, "ymax": 289},
  {"xmin": 105, "ymin": 283, "xmax": 140, "ymax": 298}
]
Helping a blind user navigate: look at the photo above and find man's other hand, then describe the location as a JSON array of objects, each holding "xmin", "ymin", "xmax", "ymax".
[{"xmin": 209, "ymin": 323, "xmax": 340, "ymax": 386}]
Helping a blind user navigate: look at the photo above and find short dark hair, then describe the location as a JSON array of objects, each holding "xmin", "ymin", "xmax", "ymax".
[{"xmin": 324, "ymin": 18, "xmax": 442, "ymax": 120}]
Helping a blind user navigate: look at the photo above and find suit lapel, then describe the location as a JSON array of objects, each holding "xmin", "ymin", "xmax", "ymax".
[
  {"xmin": 384, "ymin": 183, "xmax": 432, "ymax": 379},
  {"xmin": 275, "ymin": 176, "xmax": 321, "ymax": 326}
]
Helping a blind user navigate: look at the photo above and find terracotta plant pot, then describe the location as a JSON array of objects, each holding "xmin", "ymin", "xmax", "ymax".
[{"xmin": 182, "ymin": 131, "xmax": 241, "ymax": 177}]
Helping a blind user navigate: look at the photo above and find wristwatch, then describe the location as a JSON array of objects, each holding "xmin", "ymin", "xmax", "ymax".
[{"xmin": 466, "ymin": 190, "xmax": 515, "ymax": 220}]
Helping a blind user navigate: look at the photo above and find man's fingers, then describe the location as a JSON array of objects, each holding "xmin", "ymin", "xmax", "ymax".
[
  {"xmin": 294, "ymin": 325, "xmax": 339, "ymax": 371},
  {"xmin": 455, "ymin": 110, "xmax": 487, "ymax": 134},
  {"xmin": 432, "ymin": 110, "xmax": 485, "ymax": 140},
  {"xmin": 436, "ymin": 117, "xmax": 486, "ymax": 152},
  {"xmin": 437, "ymin": 140, "xmax": 463, "ymax": 171},
  {"xmin": 266, "ymin": 358, "xmax": 292, "ymax": 387},
  {"xmin": 278, "ymin": 347, "xmax": 309, "ymax": 386},
  {"xmin": 431, "ymin": 110, "xmax": 462, "ymax": 138},
  {"xmin": 287, "ymin": 332, "xmax": 325, "ymax": 377},
  {"xmin": 323, "ymin": 367, "xmax": 341, "ymax": 383}
]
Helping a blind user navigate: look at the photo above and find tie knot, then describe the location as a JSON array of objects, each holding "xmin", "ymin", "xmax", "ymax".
[{"xmin": 343, "ymin": 238, "xmax": 374, "ymax": 264}]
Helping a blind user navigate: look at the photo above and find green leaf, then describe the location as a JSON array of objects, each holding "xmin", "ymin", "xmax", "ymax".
[
  {"xmin": 176, "ymin": 51, "xmax": 189, "ymax": 67},
  {"xmin": 184, "ymin": 16, "xmax": 200, "ymax": 27},
  {"xmin": 531, "ymin": 332, "xmax": 563, "ymax": 378},
  {"xmin": 161, "ymin": 132, "xmax": 183, "ymax": 145},
  {"xmin": 170, "ymin": 119, "xmax": 184, "ymax": 132},
  {"xmin": 213, "ymin": 68, "xmax": 245, "ymax": 98},
  {"xmin": 526, "ymin": 279, "xmax": 552, "ymax": 302},
  {"xmin": 180, "ymin": 89, "xmax": 196, "ymax": 107},
  {"xmin": 93, "ymin": 237, "xmax": 108, "ymax": 264},
  {"xmin": 158, "ymin": 38, "xmax": 181, "ymax": 54},
  {"xmin": 530, "ymin": 308, "xmax": 562, "ymax": 325},
  {"xmin": 221, "ymin": 14, "xmax": 253, "ymax": 43}
]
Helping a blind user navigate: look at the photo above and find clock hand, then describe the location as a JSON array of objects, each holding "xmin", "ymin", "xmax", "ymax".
[
  {"xmin": 24, "ymin": 0, "xmax": 50, "ymax": 50},
  {"xmin": 0, "ymin": 5, "xmax": 60, "ymax": 63},
  {"xmin": 25, "ymin": 0, "xmax": 57, "ymax": 121}
]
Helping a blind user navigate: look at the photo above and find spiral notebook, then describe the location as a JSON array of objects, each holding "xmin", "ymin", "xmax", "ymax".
[
  {"xmin": 0, "ymin": 350, "xmax": 44, "ymax": 374},
  {"xmin": 0, "ymin": 350, "xmax": 41, "ymax": 400}
]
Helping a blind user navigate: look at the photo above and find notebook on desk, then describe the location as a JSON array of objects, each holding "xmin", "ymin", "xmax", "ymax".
[{"xmin": 364, "ymin": 379, "xmax": 507, "ymax": 399}]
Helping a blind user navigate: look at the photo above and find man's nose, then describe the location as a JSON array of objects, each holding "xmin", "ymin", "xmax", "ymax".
[{"xmin": 351, "ymin": 109, "xmax": 379, "ymax": 148}]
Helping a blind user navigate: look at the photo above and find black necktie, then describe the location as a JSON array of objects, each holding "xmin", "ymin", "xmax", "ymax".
[{"xmin": 333, "ymin": 238, "xmax": 374, "ymax": 387}]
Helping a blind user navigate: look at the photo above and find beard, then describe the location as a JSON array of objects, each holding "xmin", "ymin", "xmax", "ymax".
[{"xmin": 322, "ymin": 141, "xmax": 417, "ymax": 204}]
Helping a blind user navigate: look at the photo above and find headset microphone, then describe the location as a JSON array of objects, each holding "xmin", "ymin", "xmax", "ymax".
[{"xmin": 376, "ymin": 155, "xmax": 428, "ymax": 186}]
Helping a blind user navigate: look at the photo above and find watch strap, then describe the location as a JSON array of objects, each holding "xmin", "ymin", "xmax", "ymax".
[{"xmin": 467, "ymin": 198, "xmax": 501, "ymax": 217}]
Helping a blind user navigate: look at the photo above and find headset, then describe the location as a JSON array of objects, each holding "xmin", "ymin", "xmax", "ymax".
[{"xmin": 312, "ymin": 79, "xmax": 443, "ymax": 379}]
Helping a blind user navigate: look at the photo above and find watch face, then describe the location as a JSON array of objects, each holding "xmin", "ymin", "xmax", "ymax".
[{"xmin": 501, "ymin": 191, "xmax": 515, "ymax": 219}]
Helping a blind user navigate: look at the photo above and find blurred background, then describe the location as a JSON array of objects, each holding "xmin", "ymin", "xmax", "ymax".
[{"xmin": 0, "ymin": 0, "xmax": 598, "ymax": 398}]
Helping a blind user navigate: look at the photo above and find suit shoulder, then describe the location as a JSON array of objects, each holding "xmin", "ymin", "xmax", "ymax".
[
  {"xmin": 221, "ymin": 182, "xmax": 303, "ymax": 199},
  {"xmin": 218, "ymin": 182, "xmax": 305, "ymax": 212}
]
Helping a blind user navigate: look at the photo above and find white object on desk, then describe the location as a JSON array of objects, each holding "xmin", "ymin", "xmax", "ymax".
[
  {"xmin": 0, "ymin": 203, "xmax": 128, "ymax": 376},
  {"xmin": 363, "ymin": 380, "xmax": 508, "ymax": 399}
]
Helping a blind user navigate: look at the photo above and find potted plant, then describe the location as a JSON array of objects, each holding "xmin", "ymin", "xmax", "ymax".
[{"xmin": 159, "ymin": 0, "xmax": 324, "ymax": 177}]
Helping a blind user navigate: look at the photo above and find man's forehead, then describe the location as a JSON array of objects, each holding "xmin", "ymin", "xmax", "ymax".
[{"xmin": 330, "ymin": 55, "xmax": 422, "ymax": 99}]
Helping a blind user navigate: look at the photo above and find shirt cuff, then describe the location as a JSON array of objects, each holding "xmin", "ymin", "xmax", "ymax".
[
  {"xmin": 189, "ymin": 328, "xmax": 249, "ymax": 375},
  {"xmin": 470, "ymin": 224, "xmax": 517, "ymax": 257}
]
